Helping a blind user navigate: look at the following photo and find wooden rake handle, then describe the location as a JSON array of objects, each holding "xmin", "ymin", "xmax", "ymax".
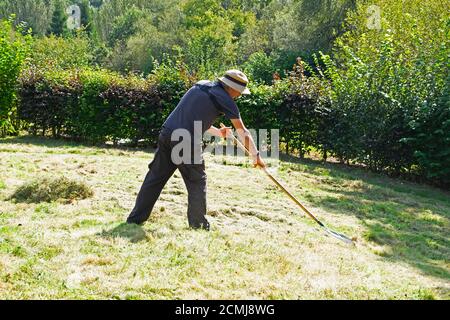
[{"xmin": 219, "ymin": 123, "xmax": 323, "ymax": 225}]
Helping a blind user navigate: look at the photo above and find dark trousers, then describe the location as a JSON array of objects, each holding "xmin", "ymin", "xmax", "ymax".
[{"xmin": 127, "ymin": 130, "xmax": 209, "ymax": 230}]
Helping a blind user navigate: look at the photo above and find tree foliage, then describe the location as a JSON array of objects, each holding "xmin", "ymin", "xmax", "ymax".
[
  {"xmin": 2, "ymin": 0, "xmax": 449, "ymax": 187},
  {"xmin": 0, "ymin": 0, "xmax": 54, "ymax": 35},
  {"xmin": 49, "ymin": 0, "xmax": 68, "ymax": 36},
  {"xmin": 0, "ymin": 17, "xmax": 31, "ymax": 136},
  {"xmin": 320, "ymin": 0, "xmax": 449, "ymax": 185}
]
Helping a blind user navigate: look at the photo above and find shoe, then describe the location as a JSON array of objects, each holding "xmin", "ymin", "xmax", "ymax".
[{"xmin": 191, "ymin": 222, "xmax": 210, "ymax": 231}]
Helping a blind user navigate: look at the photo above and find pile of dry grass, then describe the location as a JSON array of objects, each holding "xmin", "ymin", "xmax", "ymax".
[{"xmin": 10, "ymin": 176, "xmax": 93, "ymax": 203}]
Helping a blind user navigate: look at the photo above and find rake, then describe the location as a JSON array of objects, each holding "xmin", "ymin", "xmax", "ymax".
[{"xmin": 220, "ymin": 123, "xmax": 356, "ymax": 246}]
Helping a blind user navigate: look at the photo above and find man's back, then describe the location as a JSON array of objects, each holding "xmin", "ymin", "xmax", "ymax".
[{"xmin": 163, "ymin": 80, "xmax": 240, "ymax": 136}]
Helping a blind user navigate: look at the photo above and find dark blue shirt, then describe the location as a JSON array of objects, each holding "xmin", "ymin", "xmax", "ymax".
[{"xmin": 163, "ymin": 80, "xmax": 241, "ymax": 136}]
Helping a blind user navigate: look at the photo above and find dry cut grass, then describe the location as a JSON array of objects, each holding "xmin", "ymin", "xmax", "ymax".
[{"xmin": 0, "ymin": 135, "xmax": 449, "ymax": 299}]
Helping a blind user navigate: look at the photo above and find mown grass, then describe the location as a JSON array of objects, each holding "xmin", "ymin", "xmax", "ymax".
[
  {"xmin": 9, "ymin": 176, "xmax": 93, "ymax": 203},
  {"xmin": 0, "ymin": 135, "xmax": 448, "ymax": 299}
]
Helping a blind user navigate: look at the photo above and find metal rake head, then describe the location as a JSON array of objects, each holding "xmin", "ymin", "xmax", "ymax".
[{"xmin": 323, "ymin": 227, "xmax": 356, "ymax": 246}]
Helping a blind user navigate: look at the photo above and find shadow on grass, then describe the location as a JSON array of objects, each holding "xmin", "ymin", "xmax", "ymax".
[
  {"xmin": 0, "ymin": 135, "xmax": 157, "ymax": 153},
  {"xmin": 300, "ymin": 170, "xmax": 450, "ymax": 281},
  {"xmin": 213, "ymin": 149, "xmax": 450, "ymax": 281},
  {"xmin": 0, "ymin": 135, "xmax": 91, "ymax": 148},
  {"xmin": 99, "ymin": 223, "xmax": 148, "ymax": 243}
]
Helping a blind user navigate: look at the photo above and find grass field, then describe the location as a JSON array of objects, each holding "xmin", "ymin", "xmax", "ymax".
[{"xmin": 0, "ymin": 136, "xmax": 449, "ymax": 299}]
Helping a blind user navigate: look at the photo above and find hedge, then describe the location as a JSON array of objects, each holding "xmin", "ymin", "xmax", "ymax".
[
  {"xmin": 0, "ymin": 18, "xmax": 31, "ymax": 136},
  {"xmin": 18, "ymin": 67, "xmax": 173, "ymax": 145},
  {"xmin": 16, "ymin": 60, "xmax": 449, "ymax": 188}
]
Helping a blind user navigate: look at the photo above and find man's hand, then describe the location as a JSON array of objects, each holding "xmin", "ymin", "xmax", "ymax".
[
  {"xmin": 219, "ymin": 126, "xmax": 233, "ymax": 138},
  {"xmin": 253, "ymin": 153, "xmax": 266, "ymax": 168},
  {"xmin": 207, "ymin": 125, "xmax": 231, "ymax": 138},
  {"xmin": 220, "ymin": 122, "xmax": 265, "ymax": 168},
  {"xmin": 228, "ymin": 119, "xmax": 265, "ymax": 168}
]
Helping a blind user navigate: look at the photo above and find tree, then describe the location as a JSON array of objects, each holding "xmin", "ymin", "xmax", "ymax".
[
  {"xmin": 49, "ymin": 0, "xmax": 68, "ymax": 36},
  {"xmin": 182, "ymin": 0, "xmax": 223, "ymax": 29},
  {"xmin": 322, "ymin": 0, "xmax": 449, "ymax": 184},
  {"xmin": 107, "ymin": 7, "xmax": 145, "ymax": 47},
  {"xmin": 272, "ymin": 0, "xmax": 356, "ymax": 56},
  {"xmin": 185, "ymin": 15, "xmax": 236, "ymax": 77},
  {"xmin": 0, "ymin": 0, "xmax": 54, "ymax": 35},
  {"xmin": 30, "ymin": 33, "xmax": 93, "ymax": 71},
  {"xmin": 243, "ymin": 51, "xmax": 278, "ymax": 85},
  {"xmin": 79, "ymin": 0, "xmax": 93, "ymax": 34},
  {"xmin": 90, "ymin": 0, "xmax": 104, "ymax": 8}
]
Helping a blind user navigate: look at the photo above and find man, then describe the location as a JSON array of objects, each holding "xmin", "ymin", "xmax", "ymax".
[{"xmin": 126, "ymin": 70, "xmax": 266, "ymax": 230}]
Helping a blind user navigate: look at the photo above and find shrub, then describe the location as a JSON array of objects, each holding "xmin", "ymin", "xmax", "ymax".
[
  {"xmin": 29, "ymin": 33, "xmax": 93, "ymax": 72},
  {"xmin": 19, "ymin": 67, "xmax": 81, "ymax": 138},
  {"xmin": 238, "ymin": 59, "xmax": 332, "ymax": 158},
  {"xmin": 237, "ymin": 83, "xmax": 282, "ymax": 130},
  {"xmin": 235, "ymin": 73, "xmax": 290, "ymax": 154},
  {"xmin": 400, "ymin": 74, "xmax": 450, "ymax": 186},
  {"xmin": 278, "ymin": 59, "xmax": 331, "ymax": 158},
  {"xmin": 0, "ymin": 17, "xmax": 31, "ymax": 136},
  {"xmin": 318, "ymin": 0, "xmax": 449, "ymax": 186},
  {"xmin": 18, "ymin": 67, "xmax": 168, "ymax": 145},
  {"xmin": 150, "ymin": 58, "xmax": 197, "ymax": 120},
  {"xmin": 243, "ymin": 51, "xmax": 278, "ymax": 85},
  {"xmin": 92, "ymin": 75, "xmax": 164, "ymax": 145}
]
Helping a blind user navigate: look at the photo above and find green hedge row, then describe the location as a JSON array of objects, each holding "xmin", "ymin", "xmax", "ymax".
[
  {"xmin": 0, "ymin": 18, "xmax": 31, "ymax": 136},
  {"xmin": 18, "ymin": 67, "xmax": 183, "ymax": 145},
  {"xmin": 16, "ymin": 60, "xmax": 449, "ymax": 188}
]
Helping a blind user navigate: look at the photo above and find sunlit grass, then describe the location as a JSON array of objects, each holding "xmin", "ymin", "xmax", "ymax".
[{"xmin": 0, "ymin": 136, "xmax": 448, "ymax": 299}]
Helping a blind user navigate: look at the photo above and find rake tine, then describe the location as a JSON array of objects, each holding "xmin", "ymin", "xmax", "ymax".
[
  {"xmin": 220, "ymin": 123, "xmax": 356, "ymax": 246},
  {"xmin": 323, "ymin": 226, "xmax": 355, "ymax": 245}
]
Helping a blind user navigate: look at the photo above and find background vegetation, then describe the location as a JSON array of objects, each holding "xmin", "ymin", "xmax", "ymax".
[{"xmin": 1, "ymin": 0, "xmax": 449, "ymax": 187}]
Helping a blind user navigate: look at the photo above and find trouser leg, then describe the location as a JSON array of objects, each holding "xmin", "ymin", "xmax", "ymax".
[
  {"xmin": 127, "ymin": 135, "xmax": 176, "ymax": 225},
  {"xmin": 178, "ymin": 162, "xmax": 209, "ymax": 230}
]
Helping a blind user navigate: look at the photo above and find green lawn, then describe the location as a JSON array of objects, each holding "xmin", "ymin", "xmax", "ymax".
[{"xmin": 0, "ymin": 135, "xmax": 449, "ymax": 299}]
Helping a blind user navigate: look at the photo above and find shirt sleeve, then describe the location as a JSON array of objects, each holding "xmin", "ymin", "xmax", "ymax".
[{"xmin": 211, "ymin": 87, "xmax": 241, "ymax": 120}]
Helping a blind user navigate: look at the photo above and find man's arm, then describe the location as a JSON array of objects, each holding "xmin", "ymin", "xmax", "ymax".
[
  {"xmin": 230, "ymin": 118, "xmax": 266, "ymax": 168},
  {"xmin": 207, "ymin": 125, "xmax": 229, "ymax": 138}
]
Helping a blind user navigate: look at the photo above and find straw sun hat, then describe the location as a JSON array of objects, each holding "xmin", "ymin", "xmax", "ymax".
[{"xmin": 219, "ymin": 69, "xmax": 251, "ymax": 95}]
